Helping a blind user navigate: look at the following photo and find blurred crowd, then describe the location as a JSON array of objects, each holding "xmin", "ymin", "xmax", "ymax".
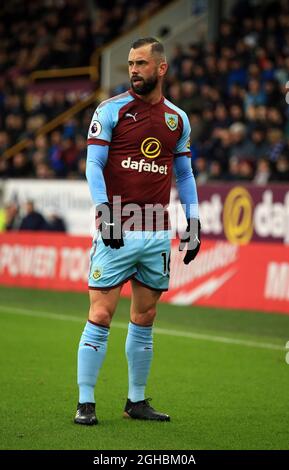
[
  {"xmin": 0, "ymin": 200, "xmax": 66, "ymax": 232},
  {"xmin": 0, "ymin": 0, "xmax": 166, "ymax": 178},
  {"xmin": 163, "ymin": 0, "xmax": 289, "ymax": 184},
  {"xmin": 1, "ymin": 0, "xmax": 289, "ymax": 183}
]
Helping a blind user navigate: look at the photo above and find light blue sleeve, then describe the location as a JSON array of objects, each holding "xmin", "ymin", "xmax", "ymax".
[
  {"xmin": 174, "ymin": 112, "xmax": 191, "ymax": 155},
  {"xmin": 87, "ymin": 102, "xmax": 114, "ymax": 144},
  {"xmin": 173, "ymin": 156, "xmax": 199, "ymax": 219},
  {"xmin": 86, "ymin": 144, "xmax": 109, "ymax": 205}
]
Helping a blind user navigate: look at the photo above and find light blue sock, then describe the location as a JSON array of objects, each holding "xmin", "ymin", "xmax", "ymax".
[
  {"xmin": 125, "ymin": 322, "xmax": 153, "ymax": 402},
  {"xmin": 77, "ymin": 321, "xmax": 109, "ymax": 404}
]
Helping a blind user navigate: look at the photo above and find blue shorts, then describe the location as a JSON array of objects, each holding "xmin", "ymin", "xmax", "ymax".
[{"xmin": 88, "ymin": 231, "xmax": 171, "ymax": 291}]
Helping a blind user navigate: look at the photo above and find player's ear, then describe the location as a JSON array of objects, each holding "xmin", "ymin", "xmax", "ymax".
[{"xmin": 159, "ymin": 61, "xmax": 168, "ymax": 77}]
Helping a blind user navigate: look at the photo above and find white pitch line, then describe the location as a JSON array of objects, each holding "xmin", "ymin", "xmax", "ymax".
[{"xmin": 0, "ymin": 304, "xmax": 284, "ymax": 351}]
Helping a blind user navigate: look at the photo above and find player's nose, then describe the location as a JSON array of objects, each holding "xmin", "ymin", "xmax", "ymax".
[{"xmin": 131, "ymin": 72, "xmax": 142, "ymax": 80}]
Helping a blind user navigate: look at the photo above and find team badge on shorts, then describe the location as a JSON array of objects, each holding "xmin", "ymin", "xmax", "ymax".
[
  {"xmin": 165, "ymin": 113, "xmax": 178, "ymax": 131},
  {"xmin": 92, "ymin": 268, "xmax": 102, "ymax": 280}
]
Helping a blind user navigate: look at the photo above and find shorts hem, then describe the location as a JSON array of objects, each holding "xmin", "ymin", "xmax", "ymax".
[
  {"xmin": 132, "ymin": 276, "xmax": 169, "ymax": 292},
  {"xmin": 88, "ymin": 273, "xmax": 136, "ymax": 291}
]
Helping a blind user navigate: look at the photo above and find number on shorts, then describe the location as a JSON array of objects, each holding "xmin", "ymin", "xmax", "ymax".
[{"xmin": 161, "ymin": 252, "xmax": 171, "ymax": 275}]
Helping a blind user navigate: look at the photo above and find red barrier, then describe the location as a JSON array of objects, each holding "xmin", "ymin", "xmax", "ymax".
[
  {"xmin": 0, "ymin": 232, "xmax": 288, "ymax": 314},
  {"xmin": 0, "ymin": 232, "xmax": 91, "ymax": 291}
]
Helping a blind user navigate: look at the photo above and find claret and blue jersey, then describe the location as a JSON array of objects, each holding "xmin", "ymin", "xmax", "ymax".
[{"xmin": 87, "ymin": 89, "xmax": 192, "ymax": 219}]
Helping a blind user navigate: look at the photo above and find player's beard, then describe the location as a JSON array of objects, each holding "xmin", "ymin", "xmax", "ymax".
[{"xmin": 130, "ymin": 73, "xmax": 158, "ymax": 95}]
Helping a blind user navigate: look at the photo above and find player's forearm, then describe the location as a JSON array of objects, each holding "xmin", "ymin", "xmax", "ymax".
[
  {"xmin": 86, "ymin": 145, "xmax": 109, "ymax": 205},
  {"xmin": 174, "ymin": 156, "xmax": 199, "ymax": 219}
]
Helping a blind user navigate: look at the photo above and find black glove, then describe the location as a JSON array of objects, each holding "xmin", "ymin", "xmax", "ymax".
[
  {"xmin": 96, "ymin": 202, "xmax": 124, "ymax": 249},
  {"xmin": 179, "ymin": 218, "xmax": 201, "ymax": 265}
]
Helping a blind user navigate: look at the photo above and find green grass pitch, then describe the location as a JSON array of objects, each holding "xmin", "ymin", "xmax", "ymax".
[{"xmin": 0, "ymin": 285, "xmax": 288, "ymax": 450}]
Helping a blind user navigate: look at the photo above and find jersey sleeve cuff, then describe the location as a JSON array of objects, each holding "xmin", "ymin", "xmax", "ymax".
[
  {"xmin": 87, "ymin": 138, "xmax": 110, "ymax": 146},
  {"xmin": 174, "ymin": 152, "xmax": 191, "ymax": 158}
]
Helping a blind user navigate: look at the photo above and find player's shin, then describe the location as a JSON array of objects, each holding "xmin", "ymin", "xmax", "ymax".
[
  {"xmin": 125, "ymin": 322, "xmax": 153, "ymax": 402},
  {"xmin": 77, "ymin": 321, "xmax": 109, "ymax": 403}
]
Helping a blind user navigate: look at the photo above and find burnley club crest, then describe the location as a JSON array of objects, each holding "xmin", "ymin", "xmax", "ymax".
[{"xmin": 165, "ymin": 113, "xmax": 178, "ymax": 131}]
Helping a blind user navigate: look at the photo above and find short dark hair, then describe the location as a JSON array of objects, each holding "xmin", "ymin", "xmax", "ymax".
[{"xmin": 131, "ymin": 37, "xmax": 165, "ymax": 56}]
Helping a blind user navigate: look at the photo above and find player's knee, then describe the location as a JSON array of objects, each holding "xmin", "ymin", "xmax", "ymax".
[
  {"xmin": 146, "ymin": 306, "xmax": 157, "ymax": 320},
  {"xmin": 89, "ymin": 306, "xmax": 112, "ymax": 328},
  {"xmin": 131, "ymin": 306, "xmax": 157, "ymax": 326}
]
